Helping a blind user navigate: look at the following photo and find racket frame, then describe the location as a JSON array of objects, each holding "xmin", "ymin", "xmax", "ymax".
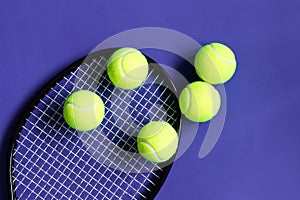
[{"xmin": 7, "ymin": 48, "xmax": 181, "ymax": 200}]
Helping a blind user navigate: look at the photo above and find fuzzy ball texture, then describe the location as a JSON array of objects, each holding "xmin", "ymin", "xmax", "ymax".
[
  {"xmin": 179, "ymin": 81, "xmax": 221, "ymax": 122},
  {"xmin": 63, "ymin": 90, "xmax": 105, "ymax": 131},
  {"xmin": 137, "ymin": 121, "xmax": 179, "ymax": 163},
  {"xmin": 194, "ymin": 42, "xmax": 236, "ymax": 84},
  {"xmin": 107, "ymin": 47, "xmax": 149, "ymax": 90}
]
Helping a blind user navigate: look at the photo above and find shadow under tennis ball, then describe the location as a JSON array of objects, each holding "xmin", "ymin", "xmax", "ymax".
[{"xmin": 174, "ymin": 59, "xmax": 201, "ymax": 83}]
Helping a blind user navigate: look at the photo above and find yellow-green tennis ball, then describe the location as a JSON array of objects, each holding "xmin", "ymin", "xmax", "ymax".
[
  {"xmin": 63, "ymin": 90, "xmax": 105, "ymax": 131},
  {"xmin": 194, "ymin": 42, "xmax": 237, "ymax": 84},
  {"xmin": 179, "ymin": 81, "xmax": 221, "ymax": 122},
  {"xmin": 137, "ymin": 121, "xmax": 179, "ymax": 163},
  {"xmin": 107, "ymin": 47, "xmax": 149, "ymax": 90}
]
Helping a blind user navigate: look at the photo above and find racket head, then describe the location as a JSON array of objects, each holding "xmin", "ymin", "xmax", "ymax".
[{"xmin": 7, "ymin": 48, "xmax": 181, "ymax": 200}]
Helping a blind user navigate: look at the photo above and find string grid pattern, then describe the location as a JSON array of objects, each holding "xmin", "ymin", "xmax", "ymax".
[{"xmin": 11, "ymin": 52, "xmax": 180, "ymax": 200}]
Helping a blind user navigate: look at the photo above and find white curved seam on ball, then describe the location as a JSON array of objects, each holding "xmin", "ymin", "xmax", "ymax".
[
  {"xmin": 208, "ymin": 45, "xmax": 235, "ymax": 64},
  {"xmin": 139, "ymin": 141, "xmax": 162, "ymax": 161},
  {"xmin": 66, "ymin": 100, "xmax": 99, "ymax": 111},
  {"xmin": 119, "ymin": 50, "xmax": 146, "ymax": 82}
]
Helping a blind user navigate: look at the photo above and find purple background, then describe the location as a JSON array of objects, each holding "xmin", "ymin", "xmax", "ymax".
[{"xmin": 1, "ymin": 0, "xmax": 300, "ymax": 199}]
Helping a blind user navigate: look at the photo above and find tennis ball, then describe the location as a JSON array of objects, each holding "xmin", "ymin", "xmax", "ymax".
[
  {"xmin": 137, "ymin": 121, "xmax": 179, "ymax": 163},
  {"xmin": 107, "ymin": 47, "xmax": 149, "ymax": 90},
  {"xmin": 194, "ymin": 42, "xmax": 237, "ymax": 84},
  {"xmin": 179, "ymin": 81, "xmax": 221, "ymax": 122},
  {"xmin": 63, "ymin": 90, "xmax": 105, "ymax": 131}
]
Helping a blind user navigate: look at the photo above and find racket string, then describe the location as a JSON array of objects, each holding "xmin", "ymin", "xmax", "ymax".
[
  {"xmin": 47, "ymin": 72, "xmax": 150, "ymax": 198},
  {"xmin": 14, "ymin": 76, "xmax": 140, "ymax": 199},
  {"xmin": 12, "ymin": 54, "xmax": 179, "ymax": 200},
  {"xmin": 44, "ymin": 86, "xmax": 159, "ymax": 192},
  {"xmin": 71, "ymin": 68, "xmax": 143, "ymax": 134},
  {"xmin": 74, "ymin": 58, "xmax": 169, "ymax": 199},
  {"xmin": 16, "ymin": 101, "xmax": 138, "ymax": 199},
  {"xmin": 18, "ymin": 119, "xmax": 104, "ymax": 199},
  {"xmin": 79, "ymin": 62, "xmax": 177, "ymax": 122},
  {"xmin": 12, "ymin": 73, "xmax": 73, "ymax": 173}
]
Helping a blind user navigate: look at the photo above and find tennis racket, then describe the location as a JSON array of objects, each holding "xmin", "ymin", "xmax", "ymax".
[{"xmin": 7, "ymin": 48, "xmax": 181, "ymax": 200}]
